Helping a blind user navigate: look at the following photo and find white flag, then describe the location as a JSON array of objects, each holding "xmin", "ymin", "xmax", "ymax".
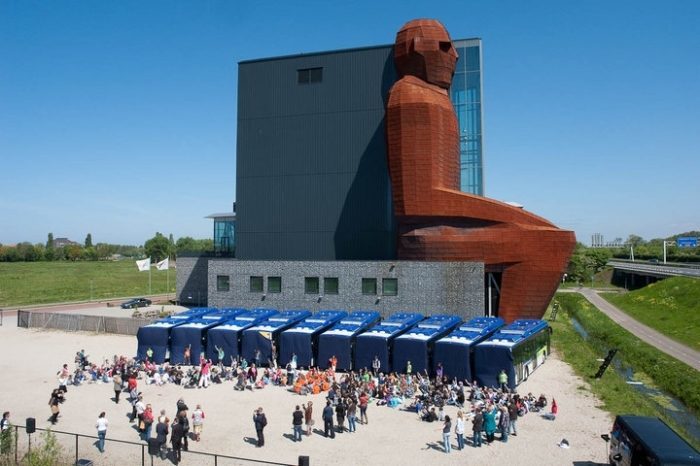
[
  {"xmin": 136, "ymin": 258, "xmax": 151, "ymax": 272},
  {"xmin": 156, "ymin": 258, "xmax": 169, "ymax": 271}
]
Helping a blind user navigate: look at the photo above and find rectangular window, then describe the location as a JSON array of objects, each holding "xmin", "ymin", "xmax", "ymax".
[
  {"xmin": 382, "ymin": 278, "xmax": 398, "ymax": 296},
  {"xmin": 268, "ymin": 276, "xmax": 282, "ymax": 293},
  {"xmin": 305, "ymin": 277, "xmax": 319, "ymax": 294},
  {"xmin": 216, "ymin": 275, "xmax": 230, "ymax": 292},
  {"xmin": 361, "ymin": 278, "xmax": 377, "ymax": 295},
  {"xmin": 297, "ymin": 67, "xmax": 323, "ymax": 84},
  {"xmin": 250, "ymin": 276, "xmax": 263, "ymax": 293},
  {"xmin": 324, "ymin": 277, "xmax": 339, "ymax": 295}
]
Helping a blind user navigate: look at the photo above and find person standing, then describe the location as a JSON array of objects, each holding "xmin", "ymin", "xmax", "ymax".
[
  {"xmin": 483, "ymin": 405, "xmax": 497, "ymax": 443},
  {"xmin": 441, "ymin": 415, "xmax": 452, "ymax": 453},
  {"xmin": 508, "ymin": 399, "xmax": 519, "ymax": 436},
  {"xmin": 406, "ymin": 360, "xmax": 412, "ymax": 376},
  {"xmin": 372, "ymin": 355, "xmax": 380, "ymax": 376},
  {"xmin": 95, "ymin": 412, "xmax": 108, "ymax": 453},
  {"xmin": 57, "ymin": 364, "xmax": 70, "ymax": 393},
  {"xmin": 253, "ymin": 407, "xmax": 267, "ymax": 447},
  {"xmin": 358, "ymin": 392, "xmax": 369, "ymax": 425},
  {"xmin": 455, "ymin": 410, "xmax": 465, "ymax": 450},
  {"xmin": 142, "ymin": 404, "xmax": 154, "ymax": 441},
  {"xmin": 472, "ymin": 408, "xmax": 484, "ymax": 447},
  {"xmin": 335, "ymin": 398, "xmax": 346, "ymax": 434},
  {"xmin": 499, "ymin": 404, "xmax": 510, "ymax": 442},
  {"xmin": 191, "ymin": 404, "xmax": 205, "ymax": 442},
  {"xmin": 1, "ymin": 412, "xmax": 12, "ymax": 455},
  {"xmin": 184, "ymin": 345, "xmax": 191, "ymax": 366},
  {"xmin": 48, "ymin": 389, "xmax": 61, "ymax": 425},
  {"xmin": 303, "ymin": 402, "xmax": 313, "ymax": 436},
  {"xmin": 170, "ymin": 418, "xmax": 184, "ymax": 464},
  {"xmin": 292, "ymin": 405, "xmax": 304, "ymax": 442},
  {"xmin": 346, "ymin": 398, "xmax": 357, "ymax": 433},
  {"xmin": 498, "ymin": 369, "xmax": 508, "ymax": 392},
  {"xmin": 178, "ymin": 410, "xmax": 190, "ymax": 451},
  {"xmin": 155, "ymin": 416, "xmax": 169, "ymax": 460},
  {"xmin": 322, "ymin": 401, "xmax": 335, "ymax": 438},
  {"xmin": 112, "ymin": 372, "xmax": 122, "ymax": 404}
]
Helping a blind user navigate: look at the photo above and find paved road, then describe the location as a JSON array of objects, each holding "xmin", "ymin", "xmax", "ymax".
[{"xmin": 577, "ymin": 287, "xmax": 700, "ymax": 371}]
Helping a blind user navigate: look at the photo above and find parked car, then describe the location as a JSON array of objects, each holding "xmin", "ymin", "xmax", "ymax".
[
  {"xmin": 120, "ymin": 298, "xmax": 152, "ymax": 309},
  {"xmin": 604, "ymin": 415, "xmax": 700, "ymax": 465}
]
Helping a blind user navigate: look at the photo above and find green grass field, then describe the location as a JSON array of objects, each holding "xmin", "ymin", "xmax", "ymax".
[
  {"xmin": 602, "ymin": 276, "xmax": 700, "ymax": 351},
  {"xmin": 550, "ymin": 292, "xmax": 700, "ymax": 449},
  {"xmin": 0, "ymin": 261, "xmax": 175, "ymax": 306}
]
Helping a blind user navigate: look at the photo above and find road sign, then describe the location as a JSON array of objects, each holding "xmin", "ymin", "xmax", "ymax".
[{"xmin": 676, "ymin": 237, "xmax": 698, "ymax": 248}]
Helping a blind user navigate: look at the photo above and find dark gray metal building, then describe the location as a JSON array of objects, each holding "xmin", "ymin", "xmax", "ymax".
[{"xmin": 235, "ymin": 46, "xmax": 398, "ymax": 261}]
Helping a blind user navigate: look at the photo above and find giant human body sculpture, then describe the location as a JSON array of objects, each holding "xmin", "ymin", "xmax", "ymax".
[{"xmin": 386, "ymin": 19, "xmax": 575, "ymax": 322}]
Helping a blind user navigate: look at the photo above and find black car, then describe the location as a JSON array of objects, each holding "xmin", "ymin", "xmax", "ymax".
[{"xmin": 120, "ymin": 298, "xmax": 152, "ymax": 309}]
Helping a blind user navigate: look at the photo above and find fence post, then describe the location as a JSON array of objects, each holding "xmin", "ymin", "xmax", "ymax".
[
  {"xmin": 75, "ymin": 433, "xmax": 78, "ymax": 465},
  {"xmin": 14, "ymin": 425, "xmax": 18, "ymax": 464},
  {"xmin": 141, "ymin": 443, "xmax": 145, "ymax": 466}
]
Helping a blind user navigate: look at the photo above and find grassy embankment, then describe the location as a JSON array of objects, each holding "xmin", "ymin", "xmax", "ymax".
[
  {"xmin": 602, "ymin": 276, "xmax": 700, "ymax": 352},
  {"xmin": 549, "ymin": 292, "xmax": 700, "ymax": 449},
  {"xmin": 0, "ymin": 261, "xmax": 175, "ymax": 307}
]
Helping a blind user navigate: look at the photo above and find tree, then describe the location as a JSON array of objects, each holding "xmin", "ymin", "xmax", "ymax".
[
  {"xmin": 168, "ymin": 233, "xmax": 175, "ymax": 258},
  {"xmin": 626, "ymin": 234, "xmax": 645, "ymax": 247},
  {"xmin": 175, "ymin": 236, "xmax": 197, "ymax": 254},
  {"xmin": 45, "ymin": 232, "xmax": 55, "ymax": 261},
  {"xmin": 144, "ymin": 232, "xmax": 170, "ymax": 262},
  {"xmin": 65, "ymin": 244, "xmax": 83, "ymax": 261},
  {"xmin": 85, "ymin": 233, "xmax": 93, "ymax": 248}
]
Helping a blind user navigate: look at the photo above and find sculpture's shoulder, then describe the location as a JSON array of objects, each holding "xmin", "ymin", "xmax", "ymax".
[{"xmin": 388, "ymin": 76, "xmax": 450, "ymax": 105}]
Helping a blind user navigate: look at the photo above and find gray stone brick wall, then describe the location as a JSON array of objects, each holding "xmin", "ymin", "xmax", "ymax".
[
  {"xmin": 176, "ymin": 256, "xmax": 209, "ymax": 306},
  {"xmin": 206, "ymin": 259, "xmax": 484, "ymax": 321}
]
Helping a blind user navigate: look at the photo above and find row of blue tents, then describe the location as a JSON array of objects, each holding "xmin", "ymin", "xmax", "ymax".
[{"xmin": 136, "ymin": 307, "xmax": 537, "ymax": 385}]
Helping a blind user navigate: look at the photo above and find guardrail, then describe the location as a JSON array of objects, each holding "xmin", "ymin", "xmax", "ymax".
[
  {"xmin": 6, "ymin": 423, "xmax": 307, "ymax": 466},
  {"xmin": 607, "ymin": 260, "xmax": 700, "ymax": 278}
]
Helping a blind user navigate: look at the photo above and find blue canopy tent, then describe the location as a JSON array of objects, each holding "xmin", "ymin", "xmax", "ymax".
[
  {"xmin": 205, "ymin": 309, "xmax": 279, "ymax": 365},
  {"xmin": 353, "ymin": 312, "xmax": 424, "ymax": 373},
  {"xmin": 241, "ymin": 310, "xmax": 313, "ymax": 366},
  {"xmin": 473, "ymin": 319, "xmax": 550, "ymax": 389},
  {"xmin": 432, "ymin": 317, "xmax": 504, "ymax": 383},
  {"xmin": 279, "ymin": 310, "xmax": 348, "ymax": 368},
  {"xmin": 136, "ymin": 317, "xmax": 192, "ymax": 363},
  {"xmin": 170, "ymin": 308, "xmax": 217, "ymax": 320},
  {"xmin": 169, "ymin": 309, "xmax": 247, "ymax": 365},
  {"xmin": 392, "ymin": 315, "xmax": 462, "ymax": 376},
  {"xmin": 317, "ymin": 311, "xmax": 380, "ymax": 371}
]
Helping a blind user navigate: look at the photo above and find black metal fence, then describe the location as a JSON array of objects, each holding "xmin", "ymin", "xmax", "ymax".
[{"xmin": 7, "ymin": 423, "xmax": 307, "ymax": 466}]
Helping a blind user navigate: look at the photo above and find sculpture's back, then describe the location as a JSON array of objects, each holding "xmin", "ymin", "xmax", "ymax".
[{"xmin": 386, "ymin": 19, "xmax": 575, "ymax": 322}]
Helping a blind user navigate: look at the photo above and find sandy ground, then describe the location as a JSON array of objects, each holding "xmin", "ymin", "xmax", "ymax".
[{"xmin": 0, "ymin": 307, "xmax": 613, "ymax": 466}]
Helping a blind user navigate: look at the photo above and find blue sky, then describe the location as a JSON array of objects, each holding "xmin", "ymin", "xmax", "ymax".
[{"xmin": 1, "ymin": 1, "xmax": 698, "ymax": 246}]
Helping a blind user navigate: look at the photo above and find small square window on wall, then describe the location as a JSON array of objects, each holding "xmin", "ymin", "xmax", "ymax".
[
  {"xmin": 324, "ymin": 277, "xmax": 339, "ymax": 295},
  {"xmin": 216, "ymin": 275, "xmax": 230, "ymax": 292},
  {"xmin": 250, "ymin": 276, "xmax": 263, "ymax": 293},
  {"xmin": 362, "ymin": 278, "xmax": 377, "ymax": 295},
  {"xmin": 268, "ymin": 276, "xmax": 282, "ymax": 293},
  {"xmin": 382, "ymin": 278, "xmax": 398, "ymax": 296},
  {"xmin": 305, "ymin": 277, "xmax": 320, "ymax": 294},
  {"xmin": 297, "ymin": 67, "xmax": 323, "ymax": 84}
]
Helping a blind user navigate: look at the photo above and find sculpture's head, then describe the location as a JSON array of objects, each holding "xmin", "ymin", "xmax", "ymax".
[{"xmin": 394, "ymin": 19, "xmax": 457, "ymax": 89}]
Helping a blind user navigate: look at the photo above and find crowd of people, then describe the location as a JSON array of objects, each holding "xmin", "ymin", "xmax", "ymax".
[{"xmin": 35, "ymin": 348, "xmax": 557, "ymax": 459}]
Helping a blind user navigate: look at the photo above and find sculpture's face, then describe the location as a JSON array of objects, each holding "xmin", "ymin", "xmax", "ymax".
[{"xmin": 394, "ymin": 20, "xmax": 458, "ymax": 89}]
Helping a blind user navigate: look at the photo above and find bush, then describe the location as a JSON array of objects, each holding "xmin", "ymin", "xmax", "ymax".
[{"xmin": 22, "ymin": 429, "xmax": 71, "ymax": 466}]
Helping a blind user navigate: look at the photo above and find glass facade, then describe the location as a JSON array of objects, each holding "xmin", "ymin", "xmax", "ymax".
[
  {"xmin": 213, "ymin": 216, "xmax": 235, "ymax": 254},
  {"xmin": 450, "ymin": 39, "xmax": 484, "ymax": 195}
]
